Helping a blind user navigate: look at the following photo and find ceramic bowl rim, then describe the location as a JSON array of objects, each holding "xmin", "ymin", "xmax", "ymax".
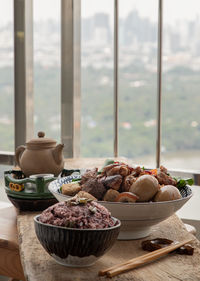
[
  {"xmin": 34, "ymin": 214, "xmax": 121, "ymax": 231},
  {"xmin": 48, "ymin": 176, "xmax": 193, "ymax": 206}
]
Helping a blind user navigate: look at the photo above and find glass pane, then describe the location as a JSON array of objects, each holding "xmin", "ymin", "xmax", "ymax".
[
  {"xmin": 0, "ymin": 1, "xmax": 14, "ymax": 152},
  {"xmin": 0, "ymin": 164, "xmax": 12, "ymax": 202},
  {"xmin": 33, "ymin": 0, "xmax": 61, "ymax": 141},
  {"xmin": 118, "ymin": 0, "xmax": 158, "ymax": 167},
  {"xmin": 162, "ymin": 0, "xmax": 200, "ymax": 170},
  {"xmin": 81, "ymin": 0, "xmax": 114, "ymax": 157}
]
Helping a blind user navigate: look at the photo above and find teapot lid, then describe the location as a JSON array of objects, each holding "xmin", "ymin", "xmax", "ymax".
[{"xmin": 26, "ymin": 131, "xmax": 57, "ymax": 148}]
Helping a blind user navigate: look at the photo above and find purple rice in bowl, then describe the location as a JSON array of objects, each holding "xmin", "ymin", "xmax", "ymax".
[{"xmin": 34, "ymin": 197, "xmax": 121, "ymax": 267}]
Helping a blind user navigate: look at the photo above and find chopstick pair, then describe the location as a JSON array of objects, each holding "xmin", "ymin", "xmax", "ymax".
[{"xmin": 99, "ymin": 238, "xmax": 193, "ymax": 278}]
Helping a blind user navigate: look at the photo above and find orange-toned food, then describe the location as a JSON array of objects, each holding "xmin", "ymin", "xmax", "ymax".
[
  {"xmin": 62, "ymin": 182, "xmax": 81, "ymax": 196},
  {"xmin": 103, "ymin": 189, "xmax": 120, "ymax": 202},
  {"xmin": 61, "ymin": 162, "xmax": 190, "ymax": 203},
  {"xmin": 115, "ymin": 192, "xmax": 138, "ymax": 203}
]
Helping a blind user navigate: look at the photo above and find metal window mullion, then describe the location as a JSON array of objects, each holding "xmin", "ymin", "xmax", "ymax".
[
  {"xmin": 156, "ymin": 0, "xmax": 163, "ymax": 168},
  {"xmin": 114, "ymin": 0, "xmax": 119, "ymax": 157},
  {"xmin": 61, "ymin": 0, "xmax": 81, "ymax": 158},
  {"xmin": 14, "ymin": 0, "xmax": 34, "ymax": 151}
]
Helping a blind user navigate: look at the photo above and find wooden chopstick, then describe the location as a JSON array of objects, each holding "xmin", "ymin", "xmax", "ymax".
[
  {"xmin": 99, "ymin": 248, "xmax": 160, "ymax": 276},
  {"xmin": 99, "ymin": 238, "xmax": 193, "ymax": 278}
]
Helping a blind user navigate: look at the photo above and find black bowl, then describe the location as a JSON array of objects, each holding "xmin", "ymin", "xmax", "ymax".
[
  {"xmin": 34, "ymin": 215, "xmax": 121, "ymax": 267},
  {"xmin": 8, "ymin": 196, "xmax": 58, "ymax": 211}
]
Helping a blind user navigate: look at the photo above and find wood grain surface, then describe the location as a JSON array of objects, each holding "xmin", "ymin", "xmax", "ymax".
[
  {"xmin": 17, "ymin": 213, "xmax": 200, "ymax": 281},
  {"xmin": 16, "ymin": 159, "xmax": 200, "ymax": 281},
  {"xmin": 64, "ymin": 157, "xmax": 133, "ymax": 170},
  {"xmin": 0, "ymin": 205, "xmax": 19, "ymax": 251},
  {"xmin": 18, "ymin": 213, "xmax": 200, "ymax": 281},
  {"xmin": 0, "ymin": 205, "xmax": 25, "ymax": 280}
]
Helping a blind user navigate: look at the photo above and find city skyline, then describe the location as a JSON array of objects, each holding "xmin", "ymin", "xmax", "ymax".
[
  {"xmin": 1, "ymin": 7, "xmax": 200, "ymax": 70},
  {"xmin": 1, "ymin": 0, "xmax": 200, "ymax": 25}
]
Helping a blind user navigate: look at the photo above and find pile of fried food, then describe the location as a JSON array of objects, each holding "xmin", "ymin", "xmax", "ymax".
[{"xmin": 61, "ymin": 161, "xmax": 185, "ymax": 203}]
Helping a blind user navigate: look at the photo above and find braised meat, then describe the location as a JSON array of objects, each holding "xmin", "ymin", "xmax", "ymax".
[
  {"xmin": 156, "ymin": 171, "xmax": 177, "ymax": 186},
  {"xmin": 160, "ymin": 165, "xmax": 168, "ymax": 174},
  {"xmin": 102, "ymin": 162, "xmax": 133, "ymax": 177},
  {"xmin": 132, "ymin": 166, "xmax": 142, "ymax": 177},
  {"xmin": 122, "ymin": 174, "xmax": 137, "ymax": 192},
  {"xmin": 80, "ymin": 168, "xmax": 98, "ymax": 184},
  {"xmin": 156, "ymin": 165, "xmax": 177, "ymax": 186},
  {"xmin": 81, "ymin": 178, "xmax": 106, "ymax": 200},
  {"xmin": 101, "ymin": 175, "xmax": 122, "ymax": 191},
  {"xmin": 61, "ymin": 162, "xmax": 187, "ymax": 203},
  {"xmin": 101, "ymin": 163, "xmax": 118, "ymax": 175}
]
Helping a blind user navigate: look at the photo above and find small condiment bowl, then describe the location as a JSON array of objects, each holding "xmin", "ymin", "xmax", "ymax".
[{"xmin": 34, "ymin": 215, "xmax": 121, "ymax": 267}]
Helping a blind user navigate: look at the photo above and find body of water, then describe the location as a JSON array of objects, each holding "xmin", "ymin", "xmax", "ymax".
[{"xmin": 134, "ymin": 150, "xmax": 200, "ymax": 172}]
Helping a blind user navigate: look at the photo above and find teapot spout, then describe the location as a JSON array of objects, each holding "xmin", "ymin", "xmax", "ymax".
[{"xmin": 52, "ymin": 144, "xmax": 64, "ymax": 165}]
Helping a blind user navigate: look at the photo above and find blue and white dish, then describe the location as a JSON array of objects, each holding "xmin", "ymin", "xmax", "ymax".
[{"xmin": 49, "ymin": 175, "xmax": 81, "ymax": 201}]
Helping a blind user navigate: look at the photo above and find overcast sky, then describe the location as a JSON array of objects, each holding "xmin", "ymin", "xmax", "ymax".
[{"xmin": 0, "ymin": 0, "xmax": 200, "ymax": 25}]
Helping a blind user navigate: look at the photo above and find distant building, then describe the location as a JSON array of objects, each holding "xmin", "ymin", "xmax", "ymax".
[{"xmin": 82, "ymin": 13, "xmax": 111, "ymax": 46}]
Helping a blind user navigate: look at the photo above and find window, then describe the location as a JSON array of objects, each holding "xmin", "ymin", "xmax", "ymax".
[
  {"xmin": 0, "ymin": 0, "xmax": 200, "ymax": 183},
  {"xmin": 81, "ymin": 0, "xmax": 114, "ymax": 157},
  {"xmin": 34, "ymin": 0, "xmax": 61, "ymax": 142},
  {"xmin": 0, "ymin": 1, "xmax": 14, "ymax": 153},
  {"xmin": 162, "ymin": 0, "xmax": 200, "ymax": 170},
  {"xmin": 118, "ymin": 0, "xmax": 158, "ymax": 167}
]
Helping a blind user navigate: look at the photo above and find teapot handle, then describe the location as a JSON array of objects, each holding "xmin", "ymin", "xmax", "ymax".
[{"xmin": 15, "ymin": 145, "xmax": 26, "ymax": 167}]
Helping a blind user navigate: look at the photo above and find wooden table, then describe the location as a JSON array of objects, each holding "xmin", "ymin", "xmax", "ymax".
[
  {"xmin": 0, "ymin": 204, "xmax": 25, "ymax": 280},
  {"xmin": 18, "ymin": 214, "xmax": 200, "ymax": 281},
  {"xmin": 15, "ymin": 159, "xmax": 200, "ymax": 280}
]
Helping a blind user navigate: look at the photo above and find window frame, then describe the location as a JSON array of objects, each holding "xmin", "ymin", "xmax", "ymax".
[{"xmin": 0, "ymin": 0, "xmax": 200, "ymax": 185}]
